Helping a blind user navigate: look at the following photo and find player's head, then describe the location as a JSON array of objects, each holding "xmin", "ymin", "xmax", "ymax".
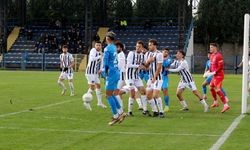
[
  {"xmin": 136, "ymin": 40, "xmax": 144, "ymax": 53},
  {"xmin": 105, "ymin": 31, "xmax": 116, "ymax": 44},
  {"xmin": 95, "ymin": 41, "xmax": 102, "ymax": 51},
  {"xmin": 148, "ymin": 39, "xmax": 158, "ymax": 52},
  {"xmin": 62, "ymin": 45, "xmax": 68, "ymax": 53},
  {"xmin": 176, "ymin": 49, "xmax": 185, "ymax": 59},
  {"xmin": 115, "ymin": 41, "xmax": 124, "ymax": 53},
  {"xmin": 162, "ymin": 48, "xmax": 170, "ymax": 57},
  {"xmin": 210, "ymin": 43, "xmax": 218, "ymax": 54}
]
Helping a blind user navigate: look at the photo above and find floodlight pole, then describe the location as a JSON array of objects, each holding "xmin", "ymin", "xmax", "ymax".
[{"xmin": 242, "ymin": 14, "xmax": 249, "ymax": 114}]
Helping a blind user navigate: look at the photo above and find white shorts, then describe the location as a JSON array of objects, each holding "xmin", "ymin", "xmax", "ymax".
[
  {"xmin": 59, "ymin": 71, "xmax": 74, "ymax": 80},
  {"xmin": 85, "ymin": 74, "xmax": 100, "ymax": 84},
  {"xmin": 178, "ymin": 81, "xmax": 197, "ymax": 91},
  {"xmin": 120, "ymin": 85, "xmax": 139, "ymax": 94},
  {"xmin": 146, "ymin": 80, "xmax": 163, "ymax": 91},
  {"xmin": 118, "ymin": 79, "xmax": 126, "ymax": 89},
  {"xmin": 125, "ymin": 79, "xmax": 144, "ymax": 89}
]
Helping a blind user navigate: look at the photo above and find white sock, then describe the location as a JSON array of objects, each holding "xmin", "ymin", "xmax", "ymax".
[
  {"xmin": 118, "ymin": 108, "xmax": 124, "ymax": 115},
  {"xmin": 141, "ymin": 95, "xmax": 147, "ymax": 111},
  {"xmin": 155, "ymin": 97, "xmax": 164, "ymax": 113},
  {"xmin": 96, "ymin": 89, "xmax": 102, "ymax": 104},
  {"xmin": 128, "ymin": 97, "xmax": 134, "ymax": 112},
  {"xmin": 68, "ymin": 82, "xmax": 74, "ymax": 93},
  {"xmin": 149, "ymin": 99, "xmax": 158, "ymax": 112},
  {"xmin": 136, "ymin": 98, "xmax": 142, "ymax": 108},
  {"xmin": 180, "ymin": 100, "xmax": 188, "ymax": 108},
  {"xmin": 58, "ymin": 80, "xmax": 66, "ymax": 90},
  {"xmin": 114, "ymin": 113, "xmax": 119, "ymax": 119},
  {"xmin": 115, "ymin": 95, "xmax": 123, "ymax": 108},
  {"xmin": 87, "ymin": 88, "xmax": 93, "ymax": 94},
  {"xmin": 200, "ymin": 99, "xmax": 208, "ymax": 106}
]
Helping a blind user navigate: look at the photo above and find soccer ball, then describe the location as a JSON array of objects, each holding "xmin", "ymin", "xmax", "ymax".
[{"xmin": 82, "ymin": 93, "xmax": 93, "ymax": 103}]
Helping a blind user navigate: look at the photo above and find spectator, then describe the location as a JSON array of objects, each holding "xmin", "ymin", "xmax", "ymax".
[
  {"xmin": 55, "ymin": 19, "xmax": 61, "ymax": 29},
  {"xmin": 27, "ymin": 29, "xmax": 33, "ymax": 40}
]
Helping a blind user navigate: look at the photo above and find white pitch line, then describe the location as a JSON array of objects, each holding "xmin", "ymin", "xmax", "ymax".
[
  {"xmin": 0, "ymin": 99, "xmax": 77, "ymax": 118},
  {"xmin": 210, "ymin": 106, "xmax": 250, "ymax": 150},
  {"xmin": 43, "ymin": 116, "xmax": 86, "ymax": 121},
  {"xmin": 0, "ymin": 126, "xmax": 220, "ymax": 137}
]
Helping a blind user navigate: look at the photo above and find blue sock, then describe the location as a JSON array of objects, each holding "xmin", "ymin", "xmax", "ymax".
[
  {"xmin": 107, "ymin": 96, "xmax": 118, "ymax": 115},
  {"xmin": 221, "ymin": 88, "xmax": 227, "ymax": 96},
  {"xmin": 112, "ymin": 95, "xmax": 121, "ymax": 109},
  {"xmin": 164, "ymin": 96, "xmax": 169, "ymax": 106},
  {"xmin": 202, "ymin": 85, "xmax": 207, "ymax": 94}
]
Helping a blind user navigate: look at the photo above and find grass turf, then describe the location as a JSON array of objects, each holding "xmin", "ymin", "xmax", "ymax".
[{"xmin": 0, "ymin": 71, "xmax": 248, "ymax": 150}]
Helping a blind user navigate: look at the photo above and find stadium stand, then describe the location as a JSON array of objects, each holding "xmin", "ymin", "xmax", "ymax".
[{"xmin": 3, "ymin": 22, "xmax": 179, "ymax": 70}]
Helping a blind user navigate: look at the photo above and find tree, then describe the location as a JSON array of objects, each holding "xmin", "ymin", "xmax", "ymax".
[{"xmin": 195, "ymin": 0, "xmax": 250, "ymax": 48}]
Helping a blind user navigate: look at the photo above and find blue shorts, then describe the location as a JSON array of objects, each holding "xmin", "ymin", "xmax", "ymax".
[
  {"xmin": 205, "ymin": 75, "xmax": 213, "ymax": 83},
  {"xmin": 162, "ymin": 76, "xmax": 169, "ymax": 89},
  {"xmin": 105, "ymin": 70, "xmax": 120, "ymax": 91},
  {"xmin": 140, "ymin": 71, "xmax": 149, "ymax": 82}
]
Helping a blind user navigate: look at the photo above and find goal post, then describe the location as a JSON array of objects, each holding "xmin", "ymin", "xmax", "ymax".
[{"xmin": 242, "ymin": 14, "xmax": 249, "ymax": 114}]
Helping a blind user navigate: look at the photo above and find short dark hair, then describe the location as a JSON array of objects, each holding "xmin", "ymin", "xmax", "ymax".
[
  {"xmin": 62, "ymin": 45, "xmax": 68, "ymax": 49},
  {"xmin": 106, "ymin": 31, "xmax": 116, "ymax": 41},
  {"xmin": 115, "ymin": 41, "xmax": 124, "ymax": 50},
  {"xmin": 163, "ymin": 48, "xmax": 170, "ymax": 51},
  {"xmin": 136, "ymin": 40, "xmax": 144, "ymax": 47},
  {"xmin": 149, "ymin": 39, "xmax": 158, "ymax": 46},
  {"xmin": 95, "ymin": 41, "xmax": 102, "ymax": 44},
  {"xmin": 178, "ymin": 50, "xmax": 186, "ymax": 57},
  {"xmin": 210, "ymin": 43, "xmax": 218, "ymax": 47}
]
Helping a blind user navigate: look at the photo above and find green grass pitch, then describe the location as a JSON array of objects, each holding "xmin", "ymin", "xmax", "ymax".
[{"xmin": 0, "ymin": 71, "xmax": 249, "ymax": 150}]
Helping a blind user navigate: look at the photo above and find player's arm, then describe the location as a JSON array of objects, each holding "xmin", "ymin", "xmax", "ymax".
[
  {"xmin": 103, "ymin": 49, "xmax": 109, "ymax": 73},
  {"xmin": 152, "ymin": 53, "xmax": 163, "ymax": 81},
  {"xmin": 168, "ymin": 61, "xmax": 185, "ymax": 72},
  {"xmin": 69, "ymin": 55, "xmax": 74, "ymax": 69},
  {"xmin": 59, "ymin": 55, "xmax": 63, "ymax": 71},
  {"xmin": 214, "ymin": 56, "xmax": 224, "ymax": 74}
]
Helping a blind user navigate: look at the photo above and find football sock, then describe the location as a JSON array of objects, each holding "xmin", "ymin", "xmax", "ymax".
[
  {"xmin": 210, "ymin": 88, "xmax": 217, "ymax": 101},
  {"xmin": 202, "ymin": 85, "xmax": 207, "ymax": 94},
  {"xmin": 141, "ymin": 95, "xmax": 147, "ymax": 111},
  {"xmin": 107, "ymin": 96, "xmax": 118, "ymax": 116},
  {"xmin": 68, "ymin": 82, "xmax": 74, "ymax": 93},
  {"xmin": 155, "ymin": 97, "xmax": 164, "ymax": 113},
  {"xmin": 95, "ymin": 89, "xmax": 102, "ymax": 104},
  {"xmin": 128, "ymin": 97, "xmax": 134, "ymax": 112},
  {"xmin": 58, "ymin": 80, "xmax": 66, "ymax": 90},
  {"xmin": 149, "ymin": 99, "xmax": 158, "ymax": 112},
  {"xmin": 136, "ymin": 98, "xmax": 142, "ymax": 108},
  {"xmin": 217, "ymin": 90, "xmax": 227, "ymax": 104},
  {"xmin": 180, "ymin": 100, "xmax": 188, "ymax": 108},
  {"xmin": 115, "ymin": 95, "xmax": 123, "ymax": 108},
  {"xmin": 164, "ymin": 96, "xmax": 169, "ymax": 106}
]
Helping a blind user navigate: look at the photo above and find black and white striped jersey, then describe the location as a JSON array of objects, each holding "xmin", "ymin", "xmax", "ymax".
[
  {"xmin": 86, "ymin": 48, "xmax": 102, "ymax": 75},
  {"xmin": 126, "ymin": 50, "xmax": 144, "ymax": 80},
  {"xmin": 169, "ymin": 59, "xmax": 194, "ymax": 83},
  {"xmin": 118, "ymin": 51, "xmax": 126, "ymax": 80},
  {"xmin": 146, "ymin": 50, "xmax": 163, "ymax": 80},
  {"xmin": 60, "ymin": 52, "xmax": 74, "ymax": 69}
]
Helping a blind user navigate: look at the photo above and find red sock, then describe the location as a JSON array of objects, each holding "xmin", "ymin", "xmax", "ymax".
[
  {"xmin": 217, "ymin": 90, "xmax": 227, "ymax": 104},
  {"xmin": 210, "ymin": 88, "xmax": 217, "ymax": 101}
]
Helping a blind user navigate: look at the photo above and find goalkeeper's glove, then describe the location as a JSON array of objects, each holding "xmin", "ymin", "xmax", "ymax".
[{"xmin": 203, "ymin": 71, "xmax": 215, "ymax": 78}]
